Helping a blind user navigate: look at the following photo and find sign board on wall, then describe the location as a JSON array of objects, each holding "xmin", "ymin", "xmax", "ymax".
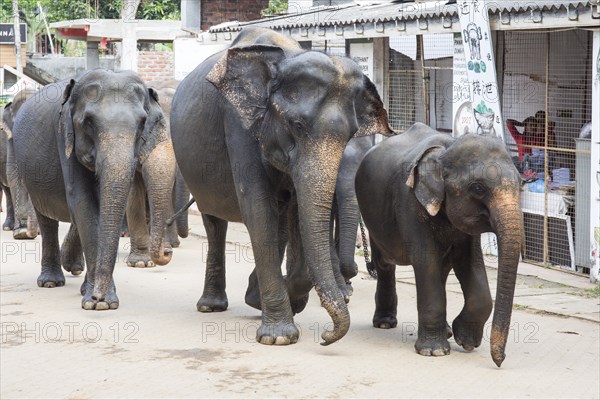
[
  {"xmin": 349, "ymin": 41, "xmax": 373, "ymax": 80},
  {"xmin": 0, "ymin": 23, "xmax": 27, "ymax": 44},
  {"xmin": 454, "ymin": 0, "xmax": 504, "ymax": 140}
]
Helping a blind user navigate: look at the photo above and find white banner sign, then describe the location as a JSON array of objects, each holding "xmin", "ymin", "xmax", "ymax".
[
  {"xmin": 454, "ymin": 0, "xmax": 504, "ymax": 140},
  {"xmin": 349, "ymin": 42, "xmax": 374, "ymax": 80}
]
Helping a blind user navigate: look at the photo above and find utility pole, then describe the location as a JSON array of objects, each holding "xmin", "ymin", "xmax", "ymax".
[{"xmin": 12, "ymin": 0, "xmax": 22, "ymax": 74}]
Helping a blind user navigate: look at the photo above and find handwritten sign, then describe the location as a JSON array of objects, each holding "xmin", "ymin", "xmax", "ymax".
[
  {"xmin": 349, "ymin": 42, "xmax": 373, "ymax": 80},
  {"xmin": 454, "ymin": 0, "xmax": 504, "ymax": 140}
]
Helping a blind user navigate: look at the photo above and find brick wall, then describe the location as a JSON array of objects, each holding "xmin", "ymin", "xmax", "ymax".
[
  {"xmin": 201, "ymin": 0, "xmax": 269, "ymax": 30},
  {"xmin": 137, "ymin": 51, "xmax": 174, "ymax": 82}
]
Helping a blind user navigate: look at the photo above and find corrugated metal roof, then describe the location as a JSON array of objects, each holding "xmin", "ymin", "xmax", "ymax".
[{"xmin": 208, "ymin": 1, "xmax": 593, "ymax": 33}]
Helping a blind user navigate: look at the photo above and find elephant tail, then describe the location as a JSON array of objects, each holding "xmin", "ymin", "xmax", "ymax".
[{"xmin": 167, "ymin": 197, "xmax": 196, "ymax": 226}]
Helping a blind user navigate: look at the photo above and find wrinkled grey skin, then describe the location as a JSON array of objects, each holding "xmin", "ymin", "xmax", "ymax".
[
  {"xmin": 330, "ymin": 135, "xmax": 381, "ymax": 300},
  {"xmin": 170, "ymin": 27, "xmax": 392, "ymax": 346},
  {"xmin": 355, "ymin": 123, "xmax": 523, "ymax": 367},
  {"xmin": 1, "ymin": 89, "xmax": 39, "ymax": 238},
  {"xmin": 246, "ymin": 135, "xmax": 382, "ymax": 310},
  {"xmin": 13, "ymin": 68, "xmax": 176, "ymax": 310},
  {"xmin": 146, "ymin": 79, "xmax": 190, "ymax": 249}
]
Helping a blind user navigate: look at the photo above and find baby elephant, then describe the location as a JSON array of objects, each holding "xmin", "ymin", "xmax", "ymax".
[{"xmin": 355, "ymin": 123, "xmax": 523, "ymax": 367}]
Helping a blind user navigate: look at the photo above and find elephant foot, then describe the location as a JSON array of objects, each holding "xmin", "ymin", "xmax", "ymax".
[
  {"xmin": 346, "ymin": 281, "xmax": 354, "ymax": 297},
  {"xmin": 27, "ymin": 217, "xmax": 39, "ymax": 239},
  {"xmin": 37, "ymin": 265, "xmax": 66, "ymax": 288},
  {"xmin": 197, "ymin": 292, "xmax": 228, "ymax": 312},
  {"xmin": 2, "ymin": 218, "xmax": 14, "ymax": 231},
  {"xmin": 126, "ymin": 251, "xmax": 155, "ymax": 268},
  {"xmin": 63, "ymin": 261, "xmax": 85, "ymax": 276},
  {"xmin": 62, "ymin": 252, "xmax": 85, "ymax": 277},
  {"xmin": 373, "ymin": 312, "xmax": 397, "ymax": 329},
  {"xmin": 290, "ymin": 293, "xmax": 309, "ymax": 315},
  {"xmin": 13, "ymin": 226, "xmax": 35, "ymax": 240},
  {"xmin": 81, "ymin": 278, "xmax": 119, "ymax": 310},
  {"xmin": 244, "ymin": 283, "xmax": 262, "ymax": 311},
  {"xmin": 341, "ymin": 262, "xmax": 359, "ymax": 282},
  {"xmin": 452, "ymin": 317, "xmax": 483, "ymax": 352},
  {"xmin": 415, "ymin": 333, "xmax": 451, "ymax": 356},
  {"xmin": 256, "ymin": 322, "xmax": 299, "ymax": 345}
]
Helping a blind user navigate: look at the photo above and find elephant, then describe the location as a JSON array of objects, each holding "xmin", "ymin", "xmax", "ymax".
[
  {"xmin": 1, "ymin": 88, "xmax": 39, "ymax": 238},
  {"xmin": 330, "ymin": 134, "xmax": 382, "ymax": 298},
  {"xmin": 170, "ymin": 27, "xmax": 392, "ymax": 346},
  {"xmin": 355, "ymin": 123, "xmax": 523, "ymax": 367},
  {"xmin": 12, "ymin": 68, "xmax": 177, "ymax": 310},
  {"xmin": 146, "ymin": 79, "xmax": 190, "ymax": 249},
  {"xmin": 245, "ymin": 134, "xmax": 383, "ymax": 310}
]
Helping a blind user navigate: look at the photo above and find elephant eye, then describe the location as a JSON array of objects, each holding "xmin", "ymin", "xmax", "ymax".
[
  {"xmin": 290, "ymin": 119, "xmax": 305, "ymax": 132},
  {"xmin": 469, "ymin": 182, "xmax": 487, "ymax": 197}
]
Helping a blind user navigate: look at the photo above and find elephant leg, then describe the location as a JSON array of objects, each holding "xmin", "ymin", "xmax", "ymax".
[
  {"xmin": 413, "ymin": 247, "xmax": 450, "ymax": 357},
  {"xmin": 285, "ymin": 197, "xmax": 312, "ymax": 314},
  {"xmin": 451, "ymin": 237, "xmax": 493, "ymax": 351},
  {"xmin": 6, "ymin": 139, "xmax": 33, "ymax": 239},
  {"xmin": 1, "ymin": 185, "xmax": 15, "ymax": 231},
  {"xmin": 35, "ymin": 211, "xmax": 65, "ymax": 288},
  {"xmin": 125, "ymin": 176, "xmax": 154, "ymax": 268},
  {"xmin": 60, "ymin": 224, "xmax": 85, "ymax": 276},
  {"xmin": 245, "ymin": 202, "xmax": 288, "ymax": 311},
  {"xmin": 61, "ymin": 162, "xmax": 117, "ymax": 310},
  {"xmin": 372, "ymin": 241, "xmax": 398, "ymax": 329},
  {"xmin": 174, "ymin": 168, "xmax": 190, "ymax": 239},
  {"xmin": 164, "ymin": 182, "xmax": 180, "ymax": 248},
  {"xmin": 26, "ymin": 204, "xmax": 39, "ymax": 239},
  {"xmin": 198, "ymin": 213, "xmax": 229, "ymax": 312}
]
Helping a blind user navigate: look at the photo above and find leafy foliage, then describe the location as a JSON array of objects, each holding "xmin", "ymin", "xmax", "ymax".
[
  {"xmin": 0, "ymin": 0, "xmax": 181, "ymax": 23},
  {"xmin": 262, "ymin": 0, "xmax": 288, "ymax": 17}
]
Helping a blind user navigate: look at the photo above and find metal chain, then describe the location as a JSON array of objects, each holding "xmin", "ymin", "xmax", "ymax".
[{"xmin": 359, "ymin": 216, "xmax": 376, "ymax": 278}]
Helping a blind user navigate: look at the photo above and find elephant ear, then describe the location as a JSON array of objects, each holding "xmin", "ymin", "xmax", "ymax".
[
  {"xmin": 2, "ymin": 102, "xmax": 13, "ymax": 139},
  {"xmin": 206, "ymin": 45, "xmax": 285, "ymax": 130},
  {"xmin": 59, "ymin": 79, "xmax": 76, "ymax": 159},
  {"xmin": 405, "ymin": 144, "xmax": 445, "ymax": 216},
  {"xmin": 138, "ymin": 87, "xmax": 169, "ymax": 165},
  {"xmin": 354, "ymin": 76, "xmax": 394, "ymax": 137}
]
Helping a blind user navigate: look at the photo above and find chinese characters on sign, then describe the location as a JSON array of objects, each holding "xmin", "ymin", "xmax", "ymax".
[{"xmin": 453, "ymin": 0, "xmax": 504, "ymax": 140}]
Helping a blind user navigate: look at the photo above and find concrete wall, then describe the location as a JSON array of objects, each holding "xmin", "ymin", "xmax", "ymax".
[{"xmin": 27, "ymin": 54, "xmax": 117, "ymax": 81}]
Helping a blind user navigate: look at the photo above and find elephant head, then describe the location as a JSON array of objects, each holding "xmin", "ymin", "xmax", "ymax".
[
  {"xmin": 60, "ymin": 69, "xmax": 176, "ymax": 298},
  {"xmin": 207, "ymin": 37, "xmax": 393, "ymax": 344},
  {"xmin": 406, "ymin": 125, "xmax": 523, "ymax": 366}
]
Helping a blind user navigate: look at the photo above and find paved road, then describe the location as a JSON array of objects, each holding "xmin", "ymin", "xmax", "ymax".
[{"xmin": 1, "ymin": 211, "xmax": 599, "ymax": 399}]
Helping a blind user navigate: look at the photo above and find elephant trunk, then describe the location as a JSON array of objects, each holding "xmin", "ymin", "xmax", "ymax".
[
  {"xmin": 489, "ymin": 196, "xmax": 523, "ymax": 367},
  {"xmin": 93, "ymin": 140, "xmax": 136, "ymax": 300},
  {"xmin": 294, "ymin": 140, "xmax": 350, "ymax": 345},
  {"xmin": 142, "ymin": 140, "xmax": 177, "ymax": 266},
  {"xmin": 336, "ymin": 195, "xmax": 360, "ymax": 280}
]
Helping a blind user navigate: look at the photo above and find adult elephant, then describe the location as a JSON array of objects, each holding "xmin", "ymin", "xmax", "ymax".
[
  {"xmin": 170, "ymin": 27, "xmax": 392, "ymax": 346},
  {"xmin": 1, "ymin": 88, "xmax": 39, "ymax": 238},
  {"xmin": 13, "ymin": 68, "xmax": 176, "ymax": 310},
  {"xmin": 355, "ymin": 123, "xmax": 523, "ymax": 367}
]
